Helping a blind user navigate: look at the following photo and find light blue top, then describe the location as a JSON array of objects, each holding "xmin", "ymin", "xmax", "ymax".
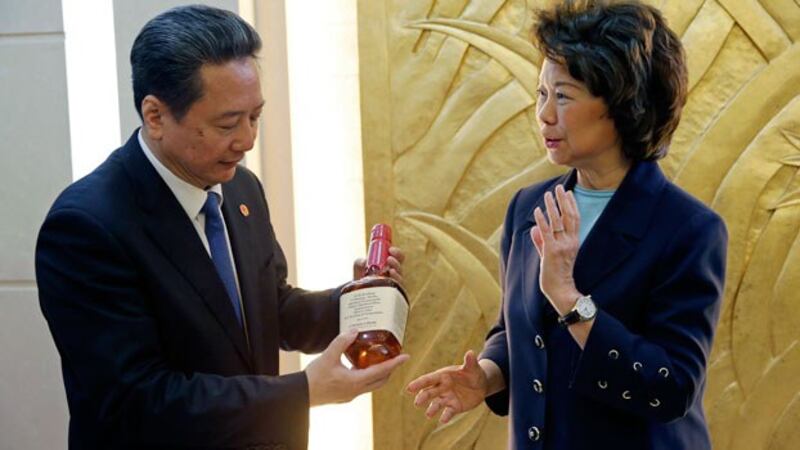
[{"xmin": 574, "ymin": 184, "xmax": 615, "ymax": 245}]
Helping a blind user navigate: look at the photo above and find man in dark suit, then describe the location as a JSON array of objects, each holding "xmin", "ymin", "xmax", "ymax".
[{"xmin": 35, "ymin": 5, "xmax": 407, "ymax": 449}]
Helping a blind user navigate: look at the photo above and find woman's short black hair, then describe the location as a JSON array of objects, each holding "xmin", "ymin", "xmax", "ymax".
[
  {"xmin": 130, "ymin": 5, "xmax": 262, "ymax": 121},
  {"xmin": 534, "ymin": 0, "xmax": 687, "ymax": 161}
]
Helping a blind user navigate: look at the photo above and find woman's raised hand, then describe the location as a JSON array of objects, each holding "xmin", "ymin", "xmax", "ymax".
[{"xmin": 531, "ymin": 184, "xmax": 582, "ymax": 314}]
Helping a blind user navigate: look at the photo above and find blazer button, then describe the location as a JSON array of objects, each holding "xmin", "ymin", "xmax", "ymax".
[
  {"xmin": 650, "ymin": 398, "xmax": 661, "ymax": 407},
  {"xmin": 659, "ymin": 367, "xmax": 670, "ymax": 378},
  {"xmin": 532, "ymin": 379, "xmax": 543, "ymax": 394},
  {"xmin": 633, "ymin": 361, "xmax": 642, "ymax": 371},
  {"xmin": 597, "ymin": 380, "xmax": 608, "ymax": 389},
  {"xmin": 608, "ymin": 349, "xmax": 619, "ymax": 360},
  {"xmin": 528, "ymin": 426, "xmax": 541, "ymax": 441},
  {"xmin": 534, "ymin": 334, "xmax": 545, "ymax": 349}
]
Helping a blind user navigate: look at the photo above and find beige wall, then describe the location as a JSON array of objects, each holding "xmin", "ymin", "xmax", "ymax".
[{"xmin": 251, "ymin": 0, "xmax": 302, "ymax": 375}]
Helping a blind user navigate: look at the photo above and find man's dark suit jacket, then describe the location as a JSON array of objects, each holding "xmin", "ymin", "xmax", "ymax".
[
  {"xmin": 36, "ymin": 131, "xmax": 340, "ymax": 449},
  {"xmin": 480, "ymin": 161, "xmax": 728, "ymax": 449}
]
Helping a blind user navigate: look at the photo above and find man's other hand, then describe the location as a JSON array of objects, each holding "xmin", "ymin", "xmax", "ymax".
[{"xmin": 352, "ymin": 246, "xmax": 405, "ymax": 285}]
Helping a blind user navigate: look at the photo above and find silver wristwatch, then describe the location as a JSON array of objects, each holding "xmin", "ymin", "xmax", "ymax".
[{"xmin": 558, "ymin": 295, "xmax": 597, "ymax": 327}]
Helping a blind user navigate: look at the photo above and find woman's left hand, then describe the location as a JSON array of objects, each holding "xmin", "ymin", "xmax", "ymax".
[{"xmin": 531, "ymin": 184, "xmax": 582, "ymax": 314}]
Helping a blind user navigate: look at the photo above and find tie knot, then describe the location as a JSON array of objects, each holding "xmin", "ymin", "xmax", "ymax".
[{"xmin": 203, "ymin": 192, "xmax": 221, "ymax": 215}]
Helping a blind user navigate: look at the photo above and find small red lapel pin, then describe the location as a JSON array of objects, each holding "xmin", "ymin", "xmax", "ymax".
[{"xmin": 239, "ymin": 204, "xmax": 250, "ymax": 217}]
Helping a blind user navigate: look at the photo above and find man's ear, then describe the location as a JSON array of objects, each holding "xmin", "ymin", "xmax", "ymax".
[{"xmin": 141, "ymin": 95, "xmax": 167, "ymax": 140}]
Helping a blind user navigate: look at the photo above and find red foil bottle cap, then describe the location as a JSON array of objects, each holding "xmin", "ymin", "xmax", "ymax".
[
  {"xmin": 370, "ymin": 223, "xmax": 392, "ymax": 242},
  {"xmin": 366, "ymin": 224, "xmax": 392, "ymax": 275}
]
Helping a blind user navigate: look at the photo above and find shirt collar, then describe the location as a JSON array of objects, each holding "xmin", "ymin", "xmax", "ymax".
[{"xmin": 138, "ymin": 128, "xmax": 224, "ymax": 219}]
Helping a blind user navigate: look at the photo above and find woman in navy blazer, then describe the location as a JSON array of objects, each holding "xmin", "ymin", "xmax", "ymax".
[{"xmin": 407, "ymin": 2, "xmax": 727, "ymax": 449}]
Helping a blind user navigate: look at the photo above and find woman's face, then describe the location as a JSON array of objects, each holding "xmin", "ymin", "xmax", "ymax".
[{"xmin": 536, "ymin": 59, "xmax": 622, "ymax": 169}]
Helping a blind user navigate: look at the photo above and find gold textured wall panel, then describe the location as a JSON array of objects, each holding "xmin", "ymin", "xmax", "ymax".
[{"xmin": 357, "ymin": 1, "xmax": 800, "ymax": 448}]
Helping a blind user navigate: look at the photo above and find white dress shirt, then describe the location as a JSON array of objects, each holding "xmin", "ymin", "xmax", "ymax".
[{"xmin": 137, "ymin": 129, "xmax": 243, "ymax": 303}]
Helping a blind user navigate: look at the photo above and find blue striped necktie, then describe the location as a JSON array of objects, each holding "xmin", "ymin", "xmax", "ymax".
[{"xmin": 202, "ymin": 192, "xmax": 243, "ymax": 326}]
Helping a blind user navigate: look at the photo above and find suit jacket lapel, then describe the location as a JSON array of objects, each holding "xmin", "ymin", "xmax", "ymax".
[
  {"xmin": 519, "ymin": 228, "xmax": 549, "ymax": 329},
  {"xmin": 518, "ymin": 162, "xmax": 667, "ymax": 312},
  {"xmin": 221, "ymin": 181, "xmax": 271, "ymax": 373},
  {"xmin": 120, "ymin": 132, "xmax": 253, "ymax": 370},
  {"xmin": 573, "ymin": 161, "xmax": 667, "ymax": 293}
]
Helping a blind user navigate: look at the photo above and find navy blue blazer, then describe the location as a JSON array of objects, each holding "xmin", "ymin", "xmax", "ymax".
[
  {"xmin": 36, "ymin": 131, "xmax": 340, "ymax": 449},
  {"xmin": 480, "ymin": 161, "xmax": 727, "ymax": 450}
]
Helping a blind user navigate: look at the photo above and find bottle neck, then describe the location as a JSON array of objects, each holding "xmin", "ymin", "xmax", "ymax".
[{"xmin": 365, "ymin": 237, "xmax": 390, "ymax": 276}]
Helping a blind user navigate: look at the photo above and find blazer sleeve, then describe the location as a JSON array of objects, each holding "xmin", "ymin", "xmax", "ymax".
[
  {"xmin": 274, "ymin": 243, "xmax": 342, "ymax": 354},
  {"xmin": 570, "ymin": 210, "xmax": 728, "ymax": 423},
  {"xmin": 36, "ymin": 207, "xmax": 310, "ymax": 449},
  {"xmin": 478, "ymin": 189, "xmax": 523, "ymax": 416},
  {"xmin": 254, "ymin": 172, "xmax": 340, "ymax": 355}
]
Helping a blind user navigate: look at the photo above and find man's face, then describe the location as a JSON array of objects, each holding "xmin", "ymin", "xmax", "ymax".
[{"xmin": 150, "ymin": 57, "xmax": 264, "ymax": 188}]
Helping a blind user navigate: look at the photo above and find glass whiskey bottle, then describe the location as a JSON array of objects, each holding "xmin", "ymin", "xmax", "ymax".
[{"xmin": 340, "ymin": 224, "xmax": 409, "ymax": 369}]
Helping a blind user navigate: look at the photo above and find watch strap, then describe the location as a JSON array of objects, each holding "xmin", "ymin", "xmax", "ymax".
[{"xmin": 558, "ymin": 309, "xmax": 581, "ymax": 327}]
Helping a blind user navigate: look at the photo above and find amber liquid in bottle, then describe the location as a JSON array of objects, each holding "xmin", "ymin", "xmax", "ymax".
[{"xmin": 341, "ymin": 224, "xmax": 409, "ymax": 369}]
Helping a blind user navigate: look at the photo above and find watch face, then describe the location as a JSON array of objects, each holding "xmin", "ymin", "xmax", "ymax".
[{"xmin": 576, "ymin": 296, "xmax": 597, "ymax": 319}]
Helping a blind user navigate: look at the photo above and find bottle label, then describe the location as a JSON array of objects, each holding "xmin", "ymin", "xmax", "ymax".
[{"xmin": 339, "ymin": 286, "xmax": 409, "ymax": 345}]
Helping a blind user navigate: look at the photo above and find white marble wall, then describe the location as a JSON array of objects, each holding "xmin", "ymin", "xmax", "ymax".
[{"xmin": 0, "ymin": 0, "xmax": 72, "ymax": 447}]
